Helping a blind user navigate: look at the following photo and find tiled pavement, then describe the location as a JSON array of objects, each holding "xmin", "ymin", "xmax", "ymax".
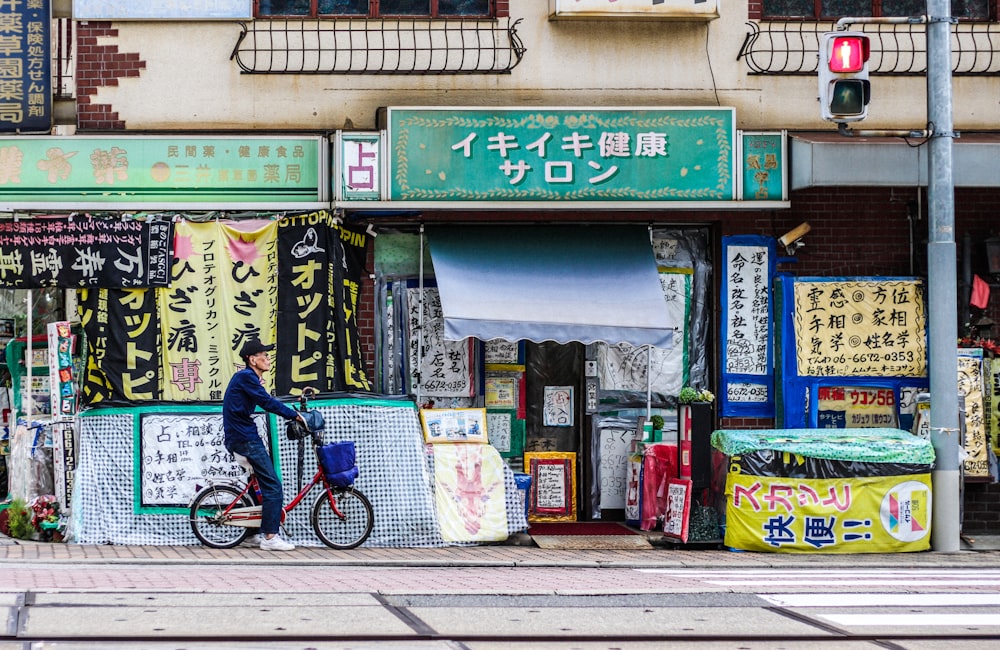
[{"xmin": 1, "ymin": 531, "xmax": 999, "ymax": 569}]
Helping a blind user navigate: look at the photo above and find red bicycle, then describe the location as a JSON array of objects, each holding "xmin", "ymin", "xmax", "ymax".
[{"xmin": 189, "ymin": 389, "xmax": 373, "ymax": 550}]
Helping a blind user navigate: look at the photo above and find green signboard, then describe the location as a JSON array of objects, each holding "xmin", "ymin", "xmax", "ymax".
[
  {"xmin": 0, "ymin": 136, "xmax": 324, "ymax": 206},
  {"xmin": 387, "ymin": 108, "xmax": 735, "ymax": 202},
  {"xmin": 740, "ymin": 132, "xmax": 786, "ymax": 201}
]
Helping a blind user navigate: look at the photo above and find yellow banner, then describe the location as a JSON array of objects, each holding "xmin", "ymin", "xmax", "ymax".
[
  {"xmin": 724, "ymin": 472, "xmax": 932, "ymax": 553},
  {"xmin": 794, "ymin": 280, "xmax": 926, "ymax": 377},
  {"xmin": 159, "ymin": 220, "xmax": 277, "ymax": 401},
  {"xmin": 434, "ymin": 444, "xmax": 508, "ymax": 542}
]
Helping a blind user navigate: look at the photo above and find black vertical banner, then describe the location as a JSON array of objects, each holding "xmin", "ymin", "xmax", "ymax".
[
  {"xmin": 276, "ymin": 210, "xmax": 338, "ymax": 395},
  {"xmin": 337, "ymin": 224, "xmax": 372, "ymax": 391},
  {"xmin": 79, "ymin": 288, "xmax": 161, "ymax": 404}
]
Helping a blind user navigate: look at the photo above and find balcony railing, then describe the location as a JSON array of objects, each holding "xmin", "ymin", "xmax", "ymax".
[
  {"xmin": 739, "ymin": 20, "xmax": 1000, "ymax": 75},
  {"xmin": 231, "ymin": 17, "xmax": 525, "ymax": 74}
]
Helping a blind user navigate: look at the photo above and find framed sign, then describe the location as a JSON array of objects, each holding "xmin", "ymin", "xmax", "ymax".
[
  {"xmin": 420, "ymin": 408, "xmax": 488, "ymax": 444},
  {"xmin": 543, "ymin": 386, "xmax": 574, "ymax": 426},
  {"xmin": 663, "ymin": 479, "xmax": 692, "ymax": 543},
  {"xmin": 525, "ymin": 451, "xmax": 577, "ymax": 521}
]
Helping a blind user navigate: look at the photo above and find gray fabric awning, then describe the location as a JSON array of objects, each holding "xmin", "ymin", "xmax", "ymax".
[{"xmin": 426, "ymin": 225, "xmax": 674, "ymax": 348}]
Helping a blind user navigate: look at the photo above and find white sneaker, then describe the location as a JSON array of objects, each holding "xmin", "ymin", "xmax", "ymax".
[
  {"xmin": 245, "ymin": 534, "xmax": 261, "ymax": 546},
  {"xmin": 259, "ymin": 535, "xmax": 295, "ymax": 551}
]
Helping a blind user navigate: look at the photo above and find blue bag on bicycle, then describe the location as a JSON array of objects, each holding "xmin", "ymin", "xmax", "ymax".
[{"xmin": 318, "ymin": 441, "xmax": 359, "ymax": 488}]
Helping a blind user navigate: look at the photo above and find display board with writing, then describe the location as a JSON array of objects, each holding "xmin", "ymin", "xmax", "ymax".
[
  {"xmin": 816, "ymin": 386, "xmax": 898, "ymax": 429},
  {"xmin": 794, "ymin": 279, "xmax": 926, "ymax": 377},
  {"xmin": 138, "ymin": 410, "xmax": 269, "ymax": 511},
  {"xmin": 406, "ymin": 287, "xmax": 473, "ymax": 397},
  {"xmin": 0, "ymin": 217, "xmax": 173, "ymax": 288},
  {"xmin": 525, "ymin": 451, "xmax": 576, "ymax": 521},
  {"xmin": 387, "ymin": 108, "xmax": 735, "ymax": 202},
  {"xmin": 720, "ymin": 235, "xmax": 775, "ymax": 417},
  {"xmin": 0, "ymin": 0, "xmax": 50, "ymax": 132},
  {"xmin": 0, "ymin": 136, "xmax": 322, "ymax": 206},
  {"xmin": 958, "ymin": 348, "xmax": 990, "ymax": 479},
  {"xmin": 598, "ymin": 426, "xmax": 634, "ymax": 510}
]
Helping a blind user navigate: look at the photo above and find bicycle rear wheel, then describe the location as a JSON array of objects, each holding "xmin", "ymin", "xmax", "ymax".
[
  {"xmin": 312, "ymin": 487, "xmax": 374, "ymax": 550},
  {"xmin": 190, "ymin": 485, "xmax": 252, "ymax": 549}
]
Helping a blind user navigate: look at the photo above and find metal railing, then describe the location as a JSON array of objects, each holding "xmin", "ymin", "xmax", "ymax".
[
  {"xmin": 739, "ymin": 20, "xmax": 1000, "ymax": 75},
  {"xmin": 230, "ymin": 17, "xmax": 525, "ymax": 74}
]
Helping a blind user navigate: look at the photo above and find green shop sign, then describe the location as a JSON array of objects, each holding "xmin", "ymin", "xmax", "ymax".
[
  {"xmin": 386, "ymin": 107, "xmax": 735, "ymax": 202},
  {"xmin": 0, "ymin": 136, "xmax": 324, "ymax": 208}
]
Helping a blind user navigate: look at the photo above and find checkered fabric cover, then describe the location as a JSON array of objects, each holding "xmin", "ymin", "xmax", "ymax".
[{"xmin": 72, "ymin": 399, "xmax": 525, "ymax": 546}]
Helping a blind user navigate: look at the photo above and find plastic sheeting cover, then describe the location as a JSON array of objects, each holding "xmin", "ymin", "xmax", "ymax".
[{"xmin": 711, "ymin": 428, "xmax": 935, "ymax": 465}]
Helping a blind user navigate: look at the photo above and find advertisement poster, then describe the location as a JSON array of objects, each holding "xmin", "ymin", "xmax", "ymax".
[{"xmin": 724, "ymin": 473, "xmax": 932, "ymax": 553}]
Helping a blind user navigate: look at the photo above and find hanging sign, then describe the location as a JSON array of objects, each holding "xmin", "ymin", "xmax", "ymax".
[
  {"xmin": 0, "ymin": 0, "xmax": 51, "ymax": 133},
  {"xmin": 386, "ymin": 107, "xmax": 735, "ymax": 202},
  {"xmin": 338, "ymin": 132, "xmax": 381, "ymax": 201},
  {"xmin": 0, "ymin": 216, "xmax": 174, "ymax": 288}
]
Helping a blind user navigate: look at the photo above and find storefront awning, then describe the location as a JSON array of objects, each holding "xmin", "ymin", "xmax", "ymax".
[
  {"xmin": 791, "ymin": 132, "xmax": 1000, "ymax": 189},
  {"xmin": 426, "ymin": 225, "xmax": 674, "ymax": 348}
]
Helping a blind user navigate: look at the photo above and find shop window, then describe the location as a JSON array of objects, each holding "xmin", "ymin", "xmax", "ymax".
[
  {"xmin": 257, "ymin": 0, "xmax": 494, "ymax": 18},
  {"xmin": 762, "ymin": 0, "xmax": 991, "ymax": 21}
]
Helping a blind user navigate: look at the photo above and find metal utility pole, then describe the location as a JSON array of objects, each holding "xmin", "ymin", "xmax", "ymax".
[
  {"xmin": 925, "ymin": 0, "xmax": 961, "ymax": 553},
  {"xmin": 830, "ymin": 9, "xmax": 961, "ymax": 551}
]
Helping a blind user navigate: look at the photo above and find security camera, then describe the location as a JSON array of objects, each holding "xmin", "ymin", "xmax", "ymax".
[{"xmin": 778, "ymin": 222, "xmax": 811, "ymax": 255}]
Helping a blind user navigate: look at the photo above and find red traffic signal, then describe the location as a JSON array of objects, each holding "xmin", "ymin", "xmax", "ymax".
[
  {"xmin": 818, "ymin": 32, "xmax": 872, "ymax": 123},
  {"xmin": 827, "ymin": 35, "xmax": 870, "ymax": 74}
]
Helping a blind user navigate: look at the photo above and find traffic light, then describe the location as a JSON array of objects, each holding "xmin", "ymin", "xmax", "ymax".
[{"xmin": 818, "ymin": 32, "xmax": 871, "ymax": 123}]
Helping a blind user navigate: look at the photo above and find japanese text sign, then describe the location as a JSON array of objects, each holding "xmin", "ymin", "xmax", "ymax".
[
  {"xmin": 0, "ymin": 215, "xmax": 173, "ymax": 288},
  {"xmin": 386, "ymin": 108, "xmax": 735, "ymax": 202},
  {"xmin": 793, "ymin": 279, "xmax": 927, "ymax": 377},
  {"xmin": 740, "ymin": 132, "xmax": 785, "ymax": 201},
  {"xmin": 0, "ymin": 0, "xmax": 51, "ymax": 133},
  {"xmin": 0, "ymin": 136, "xmax": 323, "ymax": 207},
  {"xmin": 724, "ymin": 472, "xmax": 932, "ymax": 553}
]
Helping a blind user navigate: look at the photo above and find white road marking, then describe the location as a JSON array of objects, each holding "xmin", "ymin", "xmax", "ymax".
[
  {"xmin": 819, "ymin": 613, "xmax": 1000, "ymax": 626},
  {"xmin": 761, "ymin": 593, "xmax": 1000, "ymax": 607}
]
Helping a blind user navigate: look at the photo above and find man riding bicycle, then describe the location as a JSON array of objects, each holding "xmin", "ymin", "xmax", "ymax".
[{"xmin": 223, "ymin": 339, "xmax": 304, "ymax": 551}]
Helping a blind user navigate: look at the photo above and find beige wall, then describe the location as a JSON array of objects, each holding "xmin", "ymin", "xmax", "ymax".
[{"xmin": 91, "ymin": 1, "xmax": 997, "ymax": 132}]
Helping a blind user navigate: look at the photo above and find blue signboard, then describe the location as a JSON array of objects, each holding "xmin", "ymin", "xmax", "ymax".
[{"xmin": 0, "ymin": 0, "xmax": 51, "ymax": 133}]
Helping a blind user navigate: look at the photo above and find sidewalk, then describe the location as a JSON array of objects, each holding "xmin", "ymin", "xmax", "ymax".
[{"xmin": 2, "ymin": 531, "xmax": 999, "ymax": 568}]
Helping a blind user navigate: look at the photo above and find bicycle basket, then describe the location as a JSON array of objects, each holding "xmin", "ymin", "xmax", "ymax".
[{"xmin": 318, "ymin": 441, "xmax": 359, "ymax": 488}]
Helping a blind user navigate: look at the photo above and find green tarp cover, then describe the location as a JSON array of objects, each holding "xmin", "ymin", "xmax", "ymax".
[{"xmin": 711, "ymin": 428, "xmax": 935, "ymax": 465}]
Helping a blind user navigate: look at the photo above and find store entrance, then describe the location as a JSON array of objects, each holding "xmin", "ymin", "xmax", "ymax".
[{"xmin": 523, "ymin": 341, "xmax": 586, "ymax": 519}]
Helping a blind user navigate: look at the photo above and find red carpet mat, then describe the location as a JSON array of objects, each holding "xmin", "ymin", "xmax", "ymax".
[{"xmin": 527, "ymin": 522, "xmax": 638, "ymax": 536}]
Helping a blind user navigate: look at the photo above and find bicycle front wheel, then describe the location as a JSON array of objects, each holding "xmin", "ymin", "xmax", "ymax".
[
  {"xmin": 312, "ymin": 487, "xmax": 374, "ymax": 550},
  {"xmin": 190, "ymin": 484, "xmax": 252, "ymax": 549}
]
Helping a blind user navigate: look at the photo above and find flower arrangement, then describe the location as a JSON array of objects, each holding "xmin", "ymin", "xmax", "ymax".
[
  {"xmin": 959, "ymin": 336, "xmax": 1000, "ymax": 357},
  {"xmin": 29, "ymin": 495, "xmax": 60, "ymax": 530},
  {"xmin": 678, "ymin": 386, "xmax": 715, "ymax": 404}
]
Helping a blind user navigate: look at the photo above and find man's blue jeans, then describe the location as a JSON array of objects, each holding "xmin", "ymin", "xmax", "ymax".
[{"xmin": 226, "ymin": 437, "xmax": 283, "ymax": 536}]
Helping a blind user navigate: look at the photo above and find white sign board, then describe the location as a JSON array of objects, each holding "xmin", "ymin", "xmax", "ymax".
[
  {"xmin": 139, "ymin": 411, "xmax": 269, "ymax": 509},
  {"xmin": 550, "ymin": 0, "xmax": 719, "ymax": 21},
  {"xmin": 74, "ymin": 0, "xmax": 252, "ymax": 19}
]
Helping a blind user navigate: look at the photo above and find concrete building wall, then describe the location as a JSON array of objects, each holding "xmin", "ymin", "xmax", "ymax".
[{"xmin": 74, "ymin": 2, "xmax": 998, "ymax": 132}]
